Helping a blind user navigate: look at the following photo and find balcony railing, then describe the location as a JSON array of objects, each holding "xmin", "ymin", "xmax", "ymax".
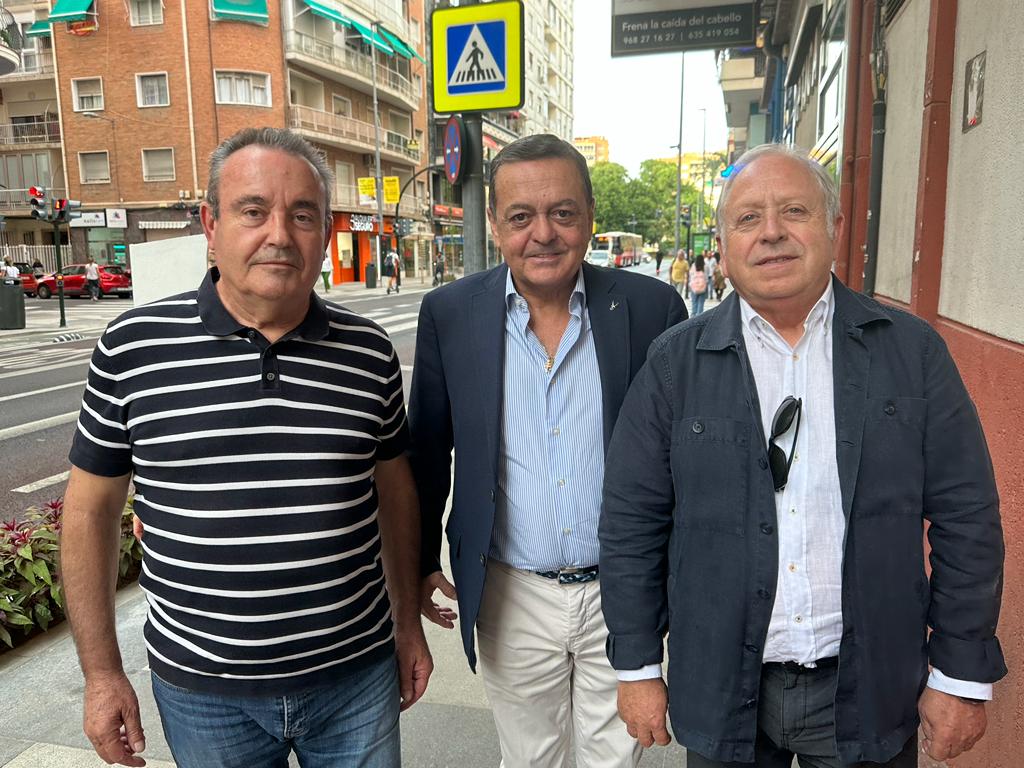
[
  {"xmin": 0, "ymin": 121, "xmax": 60, "ymax": 146},
  {"xmin": 288, "ymin": 105, "xmax": 421, "ymax": 164},
  {"xmin": 284, "ymin": 29, "xmax": 419, "ymax": 109},
  {"xmin": 334, "ymin": 183, "xmax": 424, "ymax": 218},
  {"xmin": 15, "ymin": 48, "xmax": 55, "ymax": 77}
]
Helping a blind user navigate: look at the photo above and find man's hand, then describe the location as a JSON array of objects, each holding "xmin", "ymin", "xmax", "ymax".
[
  {"xmin": 83, "ymin": 671, "xmax": 147, "ymax": 767},
  {"xmin": 420, "ymin": 571, "xmax": 458, "ymax": 629},
  {"xmin": 394, "ymin": 624, "xmax": 433, "ymax": 712},
  {"xmin": 618, "ymin": 678, "xmax": 671, "ymax": 748},
  {"xmin": 918, "ymin": 687, "xmax": 987, "ymax": 762}
]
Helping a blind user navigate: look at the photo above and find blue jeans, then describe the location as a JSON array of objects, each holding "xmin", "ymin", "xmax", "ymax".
[
  {"xmin": 691, "ymin": 289, "xmax": 707, "ymax": 316},
  {"xmin": 151, "ymin": 655, "xmax": 400, "ymax": 768}
]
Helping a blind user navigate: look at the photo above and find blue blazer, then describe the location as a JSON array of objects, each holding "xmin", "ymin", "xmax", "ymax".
[{"xmin": 408, "ymin": 262, "xmax": 687, "ymax": 669}]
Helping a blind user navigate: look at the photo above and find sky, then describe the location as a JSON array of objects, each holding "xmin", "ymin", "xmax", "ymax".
[{"xmin": 571, "ymin": 0, "xmax": 729, "ymax": 175}]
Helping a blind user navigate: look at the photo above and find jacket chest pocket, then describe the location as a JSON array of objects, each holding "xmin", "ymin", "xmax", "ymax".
[
  {"xmin": 856, "ymin": 396, "xmax": 928, "ymax": 515},
  {"xmin": 671, "ymin": 417, "xmax": 751, "ymax": 535}
]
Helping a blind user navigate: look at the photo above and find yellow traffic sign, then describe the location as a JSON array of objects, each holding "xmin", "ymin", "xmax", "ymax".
[
  {"xmin": 431, "ymin": 0, "xmax": 524, "ymax": 114},
  {"xmin": 383, "ymin": 176, "xmax": 400, "ymax": 205}
]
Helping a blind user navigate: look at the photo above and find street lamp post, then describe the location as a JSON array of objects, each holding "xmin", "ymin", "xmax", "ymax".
[
  {"xmin": 674, "ymin": 53, "xmax": 684, "ymax": 255},
  {"xmin": 369, "ymin": 24, "xmax": 385, "ymax": 283},
  {"xmin": 697, "ymin": 107, "xmax": 706, "ymax": 238}
]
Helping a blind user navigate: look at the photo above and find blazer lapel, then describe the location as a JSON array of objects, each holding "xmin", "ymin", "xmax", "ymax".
[
  {"xmin": 584, "ymin": 264, "xmax": 629, "ymax": 452},
  {"xmin": 471, "ymin": 265, "xmax": 509, "ymax": 481}
]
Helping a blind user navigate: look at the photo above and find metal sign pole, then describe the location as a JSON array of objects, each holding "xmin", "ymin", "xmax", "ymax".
[
  {"xmin": 53, "ymin": 220, "xmax": 65, "ymax": 328},
  {"xmin": 462, "ymin": 114, "xmax": 486, "ymax": 276}
]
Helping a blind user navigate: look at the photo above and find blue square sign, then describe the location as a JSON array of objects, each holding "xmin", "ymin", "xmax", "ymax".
[{"xmin": 446, "ymin": 20, "xmax": 507, "ymax": 95}]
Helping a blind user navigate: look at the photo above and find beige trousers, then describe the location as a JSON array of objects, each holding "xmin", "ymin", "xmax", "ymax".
[{"xmin": 476, "ymin": 561, "xmax": 642, "ymax": 768}]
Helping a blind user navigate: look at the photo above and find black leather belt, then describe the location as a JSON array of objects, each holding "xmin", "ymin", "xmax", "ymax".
[
  {"xmin": 764, "ymin": 656, "xmax": 838, "ymax": 672},
  {"xmin": 535, "ymin": 565, "xmax": 599, "ymax": 584}
]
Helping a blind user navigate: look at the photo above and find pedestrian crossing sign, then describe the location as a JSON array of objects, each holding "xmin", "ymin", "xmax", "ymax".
[{"xmin": 431, "ymin": 0, "xmax": 523, "ymax": 114}]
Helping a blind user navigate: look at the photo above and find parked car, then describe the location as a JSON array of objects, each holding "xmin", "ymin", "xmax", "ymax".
[
  {"xmin": 35, "ymin": 263, "xmax": 132, "ymax": 300},
  {"xmin": 11, "ymin": 262, "xmax": 38, "ymax": 296}
]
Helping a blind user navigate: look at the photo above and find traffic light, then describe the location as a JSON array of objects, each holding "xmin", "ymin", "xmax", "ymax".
[
  {"xmin": 53, "ymin": 198, "xmax": 66, "ymax": 221},
  {"xmin": 64, "ymin": 199, "xmax": 82, "ymax": 221},
  {"xmin": 681, "ymin": 205, "xmax": 692, "ymax": 228},
  {"xmin": 29, "ymin": 186, "xmax": 49, "ymax": 220}
]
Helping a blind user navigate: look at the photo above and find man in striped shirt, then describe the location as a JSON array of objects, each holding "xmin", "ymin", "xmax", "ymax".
[
  {"xmin": 61, "ymin": 128, "xmax": 431, "ymax": 768},
  {"xmin": 409, "ymin": 135, "xmax": 687, "ymax": 767}
]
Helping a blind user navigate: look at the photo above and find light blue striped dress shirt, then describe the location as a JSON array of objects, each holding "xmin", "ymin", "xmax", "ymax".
[{"xmin": 490, "ymin": 269, "xmax": 604, "ymax": 572}]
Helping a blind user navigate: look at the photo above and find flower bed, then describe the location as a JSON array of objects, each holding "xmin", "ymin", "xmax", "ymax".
[{"xmin": 0, "ymin": 497, "xmax": 143, "ymax": 650}]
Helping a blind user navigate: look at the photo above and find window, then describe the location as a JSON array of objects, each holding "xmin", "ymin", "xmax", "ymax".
[
  {"xmin": 215, "ymin": 71, "xmax": 270, "ymax": 106},
  {"xmin": 332, "ymin": 95, "xmax": 352, "ymax": 117},
  {"xmin": 142, "ymin": 148, "xmax": 175, "ymax": 181},
  {"xmin": 79, "ymin": 151, "xmax": 111, "ymax": 183},
  {"xmin": 136, "ymin": 73, "xmax": 170, "ymax": 107},
  {"xmin": 410, "ymin": 19, "xmax": 421, "ymax": 45},
  {"xmin": 72, "ymin": 78, "xmax": 103, "ymax": 112},
  {"xmin": 131, "ymin": 0, "xmax": 163, "ymax": 25},
  {"xmin": 413, "ymin": 73, "xmax": 422, "ymax": 97}
]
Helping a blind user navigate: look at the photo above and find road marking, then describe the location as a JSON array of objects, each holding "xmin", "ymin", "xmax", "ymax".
[
  {"xmin": 12, "ymin": 470, "xmax": 71, "ymax": 494},
  {"xmin": 0, "ymin": 410, "xmax": 78, "ymax": 442},
  {"xmin": 0, "ymin": 379, "xmax": 86, "ymax": 403},
  {"xmin": 383, "ymin": 320, "xmax": 419, "ymax": 335},
  {"xmin": 0, "ymin": 358, "xmax": 91, "ymax": 380}
]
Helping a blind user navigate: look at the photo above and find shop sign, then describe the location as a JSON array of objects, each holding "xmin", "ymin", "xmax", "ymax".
[
  {"xmin": 350, "ymin": 214, "xmax": 376, "ymax": 232},
  {"xmin": 70, "ymin": 211, "xmax": 106, "ymax": 228},
  {"xmin": 105, "ymin": 208, "xmax": 127, "ymax": 228}
]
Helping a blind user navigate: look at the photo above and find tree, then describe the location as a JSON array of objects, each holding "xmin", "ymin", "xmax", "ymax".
[{"xmin": 589, "ymin": 162, "xmax": 632, "ymax": 233}]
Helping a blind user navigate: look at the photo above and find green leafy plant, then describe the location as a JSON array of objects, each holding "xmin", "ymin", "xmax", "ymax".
[{"xmin": 0, "ymin": 497, "xmax": 142, "ymax": 649}]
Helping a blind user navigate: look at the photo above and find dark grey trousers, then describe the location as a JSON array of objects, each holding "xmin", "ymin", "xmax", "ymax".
[{"xmin": 685, "ymin": 663, "xmax": 918, "ymax": 768}]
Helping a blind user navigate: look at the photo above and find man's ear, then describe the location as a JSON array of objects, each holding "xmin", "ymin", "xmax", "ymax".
[{"xmin": 200, "ymin": 201, "xmax": 217, "ymax": 245}]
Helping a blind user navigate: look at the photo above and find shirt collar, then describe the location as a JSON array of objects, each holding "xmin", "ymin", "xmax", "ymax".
[
  {"xmin": 197, "ymin": 267, "xmax": 331, "ymax": 341},
  {"xmin": 738, "ymin": 280, "xmax": 834, "ymax": 340},
  {"xmin": 504, "ymin": 268, "xmax": 587, "ymax": 315}
]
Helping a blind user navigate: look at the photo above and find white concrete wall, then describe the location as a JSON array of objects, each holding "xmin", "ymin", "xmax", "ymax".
[
  {"xmin": 130, "ymin": 235, "xmax": 209, "ymax": 307},
  {"xmin": 939, "ymin": 0, "xmax": 1024, "ymax": 343},
  {"xmin": 874, "ymin": 0, "xmax": 929, "ymax": 304}
]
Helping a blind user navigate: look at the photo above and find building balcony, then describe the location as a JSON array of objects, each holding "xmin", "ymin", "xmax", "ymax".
[
  {"xmin": 289, "ymin": 104, "xmax": 420, "ymax": 165},
  {"xmin": 284, "ymin": 30, "xmax": 419, "ymax": 111},
  {"xmin": 0, "ymin": 49, "xmax": 55, "ymax": 81},
  {"xmin": 718, "ymin": 51, "xmax": 766, "ymax": 129},
  {"xmin": 341, "ymin": 0, "xmax": 408, "ymax": 39},
  {"xmin": 0, "ymin": 120, "xmax": 60, "ymax": 148},
  {"xmin": 334, "ymin": 183, "xmax": 425, "ymax": 218}
]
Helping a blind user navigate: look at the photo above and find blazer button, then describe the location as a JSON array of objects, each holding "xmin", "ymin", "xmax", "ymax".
[
  {"xmin": 757, "ymin": 588, "xmax": 771, "ymax": 600},
  {"xmin": 884, "ymin": 402, "xmax": 896, "ymax": 416},
  {"xmin": 760, "ymin": 523, "xmax": 774, "ymax": 535},
  {"xmin": 692, "ymin": 421, "xmax": 705, "ymax": 434},
  {"xmin": 479, "ymin": 554, "xmax": 486, "ymax": 565},
  {"xmin": 744, "ymin": 644, "xmax": 759, "ymax": 654},
  {"xmin": 744, "ymin": 698, "xmax": 757, "ymax": 709},
  {"xmin": 758, "ymin": 457, "xmax": 768, "ymax": 470},
  {"xmin": 490, "ymin": 489, "xmax": 495, "ymax": 502}
]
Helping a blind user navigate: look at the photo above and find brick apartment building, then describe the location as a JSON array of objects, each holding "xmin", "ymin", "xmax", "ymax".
[{"xmin": 0, "ymin": 0, "xmax": 429, "ymax": 284}]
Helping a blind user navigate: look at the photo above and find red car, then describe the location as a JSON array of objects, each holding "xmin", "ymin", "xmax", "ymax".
[
  {"xmin": 35, "ymin": 263, "xmax": 132, "ymax": 300},
  {"xmin": 11, "ymin": 262, "xmax": 39, "ymax": 296}
]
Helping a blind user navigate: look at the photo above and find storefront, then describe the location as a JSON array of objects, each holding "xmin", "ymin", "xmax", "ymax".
[{"xmin": 330, "ymin": 212, "xmax": 396, "ymax": 284}]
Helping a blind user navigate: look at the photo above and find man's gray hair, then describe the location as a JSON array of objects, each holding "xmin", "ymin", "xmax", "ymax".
[
  {"xmin": 206, "ymin": 127, "xmax": 334, "ymax": 218},
  {"xmin": 715, "ymin": 143, "xmax": 840, "ymax": 240},
  {"xmin": 488, "ymin": 133, "xmax": 593, "ymax": 213}
]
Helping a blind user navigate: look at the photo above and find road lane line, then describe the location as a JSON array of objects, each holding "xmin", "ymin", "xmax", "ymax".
[
  {"xmin": 0, "ymin": 380, "xmax": 87, "ymax": 403},
  {"xmin": 12, "ymin": 470, "xmax": 71, "ymax": 494},
  {"xmin": 382, "ymin": 320, "xmax": 419, "ymax": 334},
  {"xmin": 0, "ymin": 358, "xmax": 91, "ymax": 380},
  {"xmin": 0, "ymin": 411, "xmax": 78, "ymax": 442}
]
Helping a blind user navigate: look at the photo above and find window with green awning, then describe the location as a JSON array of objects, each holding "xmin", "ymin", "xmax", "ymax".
[
  {"xmin": 377, "ymin": 27, "xmax": 416, "ymax": 60},
  {"xmin": 211, "ymin": 0, "xmax": 269, "ymax": 25},
  {"xmin": 303, "ymin": 0, "xmax": 351, "ymax": 27},
  {"xmin": 48, "ymin": 0, "xmax": 94, "ymax": 24},
  {"xmin": 347, "ymin": 19, "xmax": 394, "ymax": 55},
  {"xmin": 25, "ymin": 20, "xmax": 52, "ymax": 38}
]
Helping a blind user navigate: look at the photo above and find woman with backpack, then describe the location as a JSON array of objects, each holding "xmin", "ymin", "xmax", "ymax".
[{"xmin": 688, "ymin": 253, "xmax": 709, "ymax": 316}]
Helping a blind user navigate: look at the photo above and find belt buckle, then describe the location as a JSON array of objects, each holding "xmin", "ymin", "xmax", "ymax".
[{"xmin": 555, "ymin": 565, "xmax": 598, "ymax": 585}]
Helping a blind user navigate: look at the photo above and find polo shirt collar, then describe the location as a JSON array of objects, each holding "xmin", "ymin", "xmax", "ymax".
[{"xmin": 197, "ymin": 267, "xmax": 331, "ymax": 341}]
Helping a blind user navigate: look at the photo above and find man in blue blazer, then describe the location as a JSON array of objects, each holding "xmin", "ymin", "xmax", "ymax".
[
  {"xmin": 601, "ymin": 144, "xmax": 1005, "ymax": 767},
  {"xmin": 408, "ymin": 135, "xmax": 686, "ymax": 767}
]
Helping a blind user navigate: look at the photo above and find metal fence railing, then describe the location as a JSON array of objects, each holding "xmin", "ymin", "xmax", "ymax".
[
  {"xmin": 0, "ymin": 244, "xmax": 73, "ymax": 273},
  {"xmin": 0, "ymin": 120, "xmax": 61, "ymax": 146}
]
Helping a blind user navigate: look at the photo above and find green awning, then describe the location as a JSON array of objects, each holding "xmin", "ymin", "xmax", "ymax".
[
  {"xmin": 48, "ymin": 0, "xmax": 93, "ymax": 23},
  {"xmin": 303, "ymin": 0, "xmax": 351, "ymax": 27},
  {"xmin": 25, "ymin": 20, "xmax": 52, "ymax": 38},
  {"xmin": 377, "ymin": 27, "xmax": 413, "ymax": 59},
  {"xmin": 348, "ymin": 19, "xmax": 394, "ymax": 55},
  {"xmin": 211, "ymin": 0, "xmax": 269, "ymax": 24}
]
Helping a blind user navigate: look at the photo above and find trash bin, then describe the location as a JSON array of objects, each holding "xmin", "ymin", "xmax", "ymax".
[
  {"xmin": 364, "ymin": 262, "xmax": 377, "ymax": 289},
  {"xmin": 0, "ymin": 278, "xmax": 26, "ymax": 330}
]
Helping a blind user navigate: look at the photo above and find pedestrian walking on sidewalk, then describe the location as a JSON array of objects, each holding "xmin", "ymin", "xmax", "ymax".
[
  {"xmin": 84, "ymin": 257, "xmax": 100, "ymax": 300},
  {"xmin": 409, "ymin": 134, "xmax": 687, "ymax": 768},
  {"xmin": 600, "ymin": 143, "xmax": 1006, "ymax": 768},
  {"xmin": 320, "ymin": 251, "xmax": 332, "ymax": 291},
  {"xmin": 61, "ymin": 127, "xmax": 432, "ymax": 768},
  {"xmin": 669, "ymin": 249, "xmax": 689, "ymax": 297},
  {"xmin": 688, "ymin": 253, "xmax": 709, "ymax": 316},
  {"xmin": 385, "ymin": 250, "xmax": 401, "ymax": 294}
]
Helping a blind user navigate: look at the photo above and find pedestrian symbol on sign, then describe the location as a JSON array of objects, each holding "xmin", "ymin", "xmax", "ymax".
[{"xmin": 447, "ymin": 21, "xmax": 506, "ymax": 94}]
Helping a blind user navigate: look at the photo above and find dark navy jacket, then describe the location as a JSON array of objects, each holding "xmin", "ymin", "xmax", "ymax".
[
  {"xmin": 408, "ymin": 262, "xmax": 687, "ymax": 670},
  {"xmin": 600, "ymin": 276, "xmax": 1005, "ymax": 763}
]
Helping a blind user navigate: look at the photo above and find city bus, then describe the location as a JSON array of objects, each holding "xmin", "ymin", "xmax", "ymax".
[{"xmin": 591, "ymin": 231, "xmax": 643, "ymax": 268}]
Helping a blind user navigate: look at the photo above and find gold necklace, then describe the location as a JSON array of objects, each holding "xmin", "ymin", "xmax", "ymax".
[{"xmin": 545, "ymin": 356, "xmax": 554, "ymax": 373}]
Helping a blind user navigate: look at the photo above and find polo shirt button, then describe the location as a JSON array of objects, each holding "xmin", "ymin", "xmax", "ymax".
[
  {"xmin": 692, "ymin": 421, "xmax": 704, "ymax": 434},
  {"xmin": 265, "ymin": 372, "xmax": 276, "ymax": 381},
  {"xmin": 758, "ymin": 457, "xmax": 768, "ymax": 470},
  {"xmin": 884, "ymin": 402, "xmax": 896, "ymax": 415},
  {"xmin": 760, "ymin": 523, "xmax": 774, "ymax": 535},
  {"xmin": 247, "ymin": 330, "xmax": 255, "ymax": 339}
]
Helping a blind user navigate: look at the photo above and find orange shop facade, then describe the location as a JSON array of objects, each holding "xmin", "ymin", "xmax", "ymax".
[{"xmin": 327, "ymin": 212, "xmax": 396, "ymax": 285}]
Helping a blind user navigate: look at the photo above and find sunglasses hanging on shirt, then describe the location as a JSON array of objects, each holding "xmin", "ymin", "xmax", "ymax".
[{"xmin": 768, "ymin": 396, "xmax": 802, "ymax": 492}]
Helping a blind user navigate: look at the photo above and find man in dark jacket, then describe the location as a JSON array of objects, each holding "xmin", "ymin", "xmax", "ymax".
[{"xmin": 600, "ymin": 143, "xmax": 1005, "ymax": 767}]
